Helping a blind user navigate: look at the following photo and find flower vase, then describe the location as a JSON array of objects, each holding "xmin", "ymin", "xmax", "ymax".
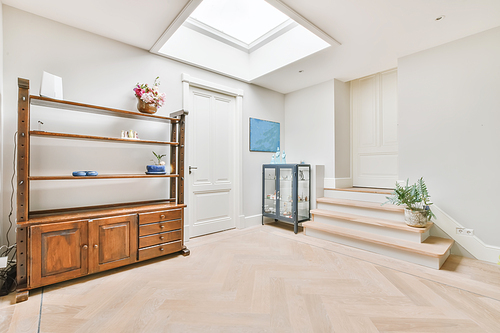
[{"xmin": 137, "ymin": 97, "xmax": 157, "ymax": 114}]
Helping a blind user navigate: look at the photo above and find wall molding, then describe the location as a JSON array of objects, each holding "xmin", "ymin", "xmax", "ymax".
[
  {"xmin": 432, "ymin": 205, "xmax": 500, "ymax": 264},
  {"xmin": 244, "ymin": 214, "xmax": 262, "ymax": 228}
]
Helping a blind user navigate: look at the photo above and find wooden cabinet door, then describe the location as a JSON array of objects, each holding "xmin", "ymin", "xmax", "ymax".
[
  {"xmin": 30, "ymin": 220, "xmax": 88, "ymax": 288},
  {"xmin": 88, "ymin": 214, "xmax": 137, "ymax": 274}
]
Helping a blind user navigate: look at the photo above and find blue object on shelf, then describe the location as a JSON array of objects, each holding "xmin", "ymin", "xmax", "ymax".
[
  {"xmin": 86, "ymin": 171, "xmax": 98, "ymax": 176},
  {"xmin": 147, "ymin": 165, "xmax": 166, "ymax": 173},
  {"xmin": 72, "ymin": 171, "xmax": 86, "ymax": 177}
]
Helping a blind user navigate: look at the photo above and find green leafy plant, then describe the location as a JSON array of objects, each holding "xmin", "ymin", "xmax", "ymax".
[
  {"xmin": 384, "ymin": 177, "xmax": 436, "ymax": 221},
  {"xmin": 152, "ymin": 151, "xmax": 166, "ymax": 165}
]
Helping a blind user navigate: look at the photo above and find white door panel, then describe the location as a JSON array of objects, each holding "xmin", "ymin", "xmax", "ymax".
[
  {"xmin": 188, "ymin": 87, "xmax": 235, "ymax": 237},
  {"xmin": 353, "ymin": 69, "xmax": 398, "ymax": 188}
]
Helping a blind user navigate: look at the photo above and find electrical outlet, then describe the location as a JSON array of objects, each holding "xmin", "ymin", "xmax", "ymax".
[
  {"xmin": 456, "ymin": 227, "xmax": 474, "ymax": 236},
  {"xmin": 465, "ymin": 228, "xmax": 474, "ymax": 236},
  {"xmin": 0, "ymin": 257, "xmax": 7, "ymax": 269}
]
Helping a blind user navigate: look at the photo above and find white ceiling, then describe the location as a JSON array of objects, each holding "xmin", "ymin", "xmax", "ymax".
[{"xmin": 4, "ymin": 0, "xmax": 500, "ymax": 94}]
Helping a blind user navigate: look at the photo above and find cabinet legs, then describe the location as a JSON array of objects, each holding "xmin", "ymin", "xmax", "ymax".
[
  {"xmin": 15, "ymin": 290, "xmax": 29, "ymax": 303},
  {"xmin": 181, "ymin": 246, "xmax": 190, "ymax": 256}
]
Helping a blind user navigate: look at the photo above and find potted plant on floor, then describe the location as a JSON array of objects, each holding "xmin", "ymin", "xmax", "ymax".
[{"xmin": 384, "ymin": 177, "xmax": 436, "ymax": 227}]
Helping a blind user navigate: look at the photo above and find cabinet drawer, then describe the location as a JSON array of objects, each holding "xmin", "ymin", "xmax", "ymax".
[
  {"xmin": 139, "ymin": 220, "xmax": 182, "ymax": 236},
  {"xmin": 139, "ymin": 230, "xmax": 182, "ymax": 248},
  {"xmin": 139, "ymin": 209, "xmax": 182, "ymax": 225},
  {"xmin": 138, "ymin": 240, "xmax": 182, "ymax": 261}
]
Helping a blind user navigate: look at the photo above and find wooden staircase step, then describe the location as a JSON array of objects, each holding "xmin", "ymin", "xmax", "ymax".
[
  {"xmin": 311, "ymin": 209, "xmax": 432, "ymax": 233},
  {"xmin": 324, "ymin": 187, "xmax": 394, "ymax": 195},
  {"xmin": 317, "ymin": 197, "xmax": 405, "ymax": 213},
  {"xmin": 302, "ymin": 221, "xmax": 454, "ymax": 258}
]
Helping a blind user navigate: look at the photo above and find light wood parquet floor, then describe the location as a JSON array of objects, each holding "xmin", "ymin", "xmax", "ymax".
[{"xmin": 2, "ymin": 223, "xmax": 500, "ymax": 332}]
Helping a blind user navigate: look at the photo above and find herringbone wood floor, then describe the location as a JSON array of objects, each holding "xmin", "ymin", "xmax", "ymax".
[{"xmin": 2, "ymin": 223, "xmax": 500, "ymax": 332}]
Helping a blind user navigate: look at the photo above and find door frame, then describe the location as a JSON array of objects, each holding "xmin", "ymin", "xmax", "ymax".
[{"xmin": 181, "ymin": 73, "xmax": 244, "ymax": 240}]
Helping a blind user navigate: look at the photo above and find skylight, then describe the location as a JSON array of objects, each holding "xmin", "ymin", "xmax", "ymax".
[
  {"xmin": 155, "ymin": 0, "xmax": 333, "ymax": 82},
  {"xmin": 190, "ymin": 0, "xmax": 290, "ymax": 44}
]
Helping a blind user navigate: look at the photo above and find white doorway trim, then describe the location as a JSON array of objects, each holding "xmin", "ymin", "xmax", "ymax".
[{"xmin": 181, "ymin": 73, "xmax": 244, "ymax": 240}]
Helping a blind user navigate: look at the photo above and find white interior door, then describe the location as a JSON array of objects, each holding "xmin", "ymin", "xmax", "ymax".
[
  {"xmin": 187, "ymin": 87, "xmax": 235, "ymax": 237},
  {"xmin": 352, "ymin": 69, "xmax": 398, "ymax": 188}
]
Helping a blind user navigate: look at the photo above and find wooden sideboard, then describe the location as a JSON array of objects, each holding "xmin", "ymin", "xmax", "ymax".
[{"xmin": 15, "ymin": 78, "xmax": 189, "ymax": 302}]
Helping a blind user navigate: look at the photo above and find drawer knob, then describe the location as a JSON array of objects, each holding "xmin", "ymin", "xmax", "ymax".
[
  {"xmin": 160, "ymin": 236, "xmax": 165, "ymax": 240},
  {"xmin": 160, "ymin": 214, "xmax": 165, "ymax": 218},
  {"xmin": 160, "ymin": 247, "xmax": 164, "ymax": 251},
  {"xmin": 83, "ymin": 245, "xmax": 88, "ymax": 249},
  {"xmin": 160, "ymin": 225, "xmax": 165, "ymax": 229},
  {"xmin": 94, "ymin": 244, "xmax": 98, "ymax": 249}
]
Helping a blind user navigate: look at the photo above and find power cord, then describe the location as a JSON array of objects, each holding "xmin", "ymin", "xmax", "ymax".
[{"xmin": 0, "ymin": 131, "xmax": 18, "ymax": 295}]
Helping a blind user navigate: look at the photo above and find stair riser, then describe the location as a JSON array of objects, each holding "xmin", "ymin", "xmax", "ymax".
[
  {"xmin": 312, "ymin": 214, "xmax": 429, "ymax": 243},
  {"xmin": 324, "ymin": 190, "xmax": 389, "ymax": 203},
  {"xmin": 316, "ymin": 202, "xmax": 405, "ymax": 222},
  {"xmin": 304, "ymin": 228, "xmax": 448, "ymax": 269}
]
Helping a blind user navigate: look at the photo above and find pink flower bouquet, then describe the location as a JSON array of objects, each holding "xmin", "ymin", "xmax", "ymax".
[{"xmin": 133, "ymin": 77, "xmax": 166, "ymax": 109}]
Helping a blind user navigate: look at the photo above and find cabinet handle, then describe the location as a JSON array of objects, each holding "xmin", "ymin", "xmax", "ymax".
[
  {"xmin": 160, "ymin": 247, "xmax": 164, "ymax": 251},
  {"xmin": 83, "ymin": 245, "xmax": 88, "ymax": 249},
  {"xmin": 94, "ymin": 244, "xmax": 98, "ymax": 249},
  {"xmin": 160, "ymin": 236, "xmax": 165, "ymax": 240},
  {"xmin": 160, "ymin": 214, "xmax": 165, "ymax": 219},
  {"xmin": 160, "ymin": 225, "xmax": 165, "ymax": 229}
]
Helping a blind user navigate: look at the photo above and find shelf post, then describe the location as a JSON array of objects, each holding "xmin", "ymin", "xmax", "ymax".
[
  {"xmin": 177, "ymin": 114, "xmax": 186, "ymax": 205},
  {"xmin": 170, "ymin": 120, "xmax": 177, "ymax": 200},
  {"xmin": 17, "ymin": 78, "xmax": 30, "ymax": 294}
]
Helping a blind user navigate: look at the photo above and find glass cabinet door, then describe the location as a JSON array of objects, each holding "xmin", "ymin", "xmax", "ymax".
[
  {"xmin": 263, "ymin": 167, "xmax": 276, "ymax": 216},
  {"xmin": 279, "ymin": 167, "xmax": 294, "ymax": 219},
  {"xmin": 297, "ymin": 165, "xmax": 310, "ymax": 221}
]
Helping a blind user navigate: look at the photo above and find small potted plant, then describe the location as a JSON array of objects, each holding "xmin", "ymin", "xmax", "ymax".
[
  {"xmin": 133, "ymin": 77, "xmax": 166, "ymax": 114},
  {"xmin": 384, "ymin": 177, "xmax": 436, "ymax": 227},
  {"xmin": 146, "ymin": 151, "xmax": 166, "ymax": 174}
]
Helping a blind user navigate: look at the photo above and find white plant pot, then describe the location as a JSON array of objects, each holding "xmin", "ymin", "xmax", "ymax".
[{"xmin": 404, "ymin": 208, "xmax": 428, "ymax": 228}]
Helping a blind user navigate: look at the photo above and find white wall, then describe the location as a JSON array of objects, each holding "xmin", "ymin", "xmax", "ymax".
[
  {"xmin": 398, "ymin": 26, "xmax": 500, "ymax": 247},
  {"xmin": 1, "ymin": 6, "xmax": 285, "ymax": 241},
  {"xmin": 284, "ymin": 80, "xmax": 334, "ymax": 177},
  {"xmin": 334, "ymin": 79, "xmax": 350, "ymax": 179}
]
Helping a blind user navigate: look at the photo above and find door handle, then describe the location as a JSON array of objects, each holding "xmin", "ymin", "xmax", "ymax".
[{"xmin": 189, "ymin": 166, "xmax": 198, "ymax": 174}]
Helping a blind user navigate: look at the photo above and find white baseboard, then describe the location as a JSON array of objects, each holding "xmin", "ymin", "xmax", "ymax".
[
  {"xmin": 433, "ymin": 205, "xmax": 500, "ymax": 264},
  {"xmin": 244, "ymin": 214, "xmax": 262, "ymax": 228},
  {"xmin": 237, "ymin": 214, "xmax": 245, "ymax": 229}
]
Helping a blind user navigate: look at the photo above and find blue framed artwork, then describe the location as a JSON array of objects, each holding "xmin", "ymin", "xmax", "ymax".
[{"xmin": 249, "ymin": 118, "xmax": 280, "ymax": 152}]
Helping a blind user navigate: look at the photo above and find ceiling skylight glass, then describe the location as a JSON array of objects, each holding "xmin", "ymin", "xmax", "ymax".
[{"xmin": 190, "ymin": 0, "xmax": 290, "ymax": 44}]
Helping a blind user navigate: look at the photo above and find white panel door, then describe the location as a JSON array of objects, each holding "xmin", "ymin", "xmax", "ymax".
[
  {"xmin": 188, "ymin": 87, "xmax": 235, "ymax": 237},
  {"xmin": 352, "ymin": 69, "xmax": 398, "ymax": 188}
]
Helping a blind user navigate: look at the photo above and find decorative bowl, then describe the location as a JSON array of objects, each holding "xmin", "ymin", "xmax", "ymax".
[{"xmin": 147, "ymin": 165, "xmax": 166, "ymax": 173}]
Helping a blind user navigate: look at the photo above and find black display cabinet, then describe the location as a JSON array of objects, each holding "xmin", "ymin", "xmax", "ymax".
[{"xmin": 262, "ymin": 164, "xmax": 311, "ymax": 233}]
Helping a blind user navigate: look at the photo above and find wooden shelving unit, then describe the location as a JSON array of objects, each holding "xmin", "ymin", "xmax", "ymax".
[
  {"xmin": 15, "ymin": 78, "xmax": 189, "ymax": 303},
  {"xmin": 29, "ymin": 174, "xmax": 179, "ymax": 180},
  {"xmin": 30, "ymin": 130, "xmax": 179, "ymax": 146}
]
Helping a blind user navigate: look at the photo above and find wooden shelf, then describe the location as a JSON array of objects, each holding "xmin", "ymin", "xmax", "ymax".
[
  {"xmin": 29, "ymin": 174, "xmax": 178, "ymax": 180},
  {"xmin": 30, "ymin": 130, "xmax": 178, "ymax": 146},
  {"xmin": 30, "ymin": 95, "xmax": 181, "ymax": 123},
  {"xmin": 25, "ymin": 201, "xmax": 185, "ymax": 225}
]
